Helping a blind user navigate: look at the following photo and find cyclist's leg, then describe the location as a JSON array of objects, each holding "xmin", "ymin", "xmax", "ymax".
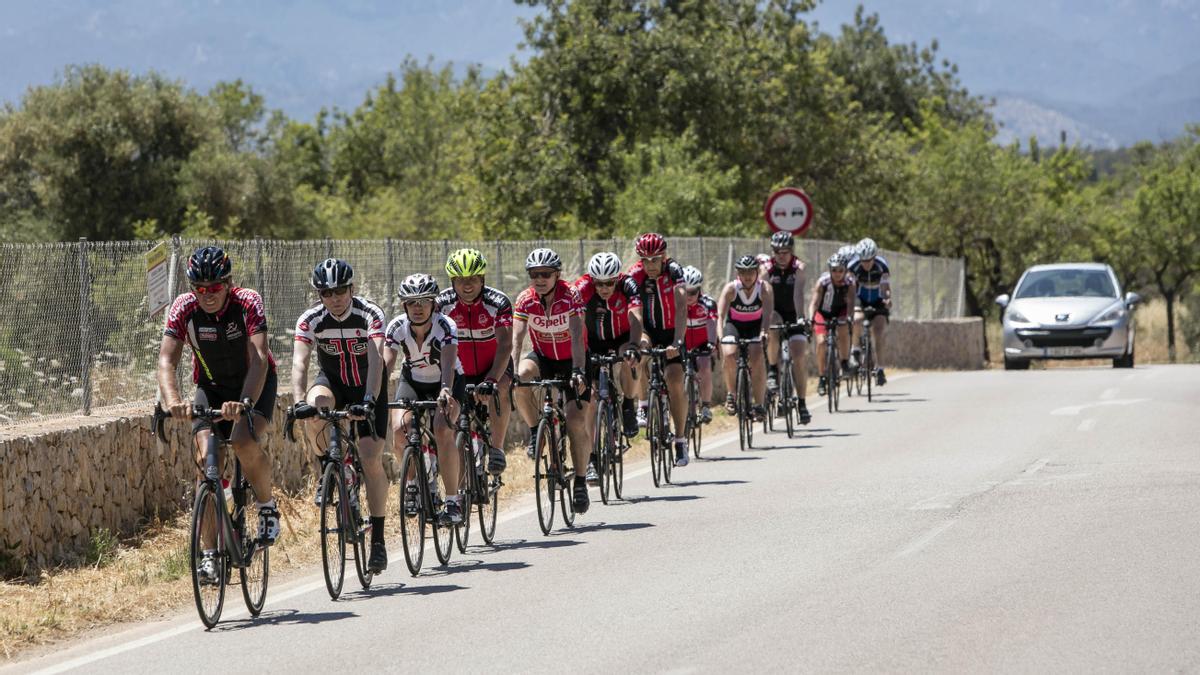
[
  {"xmin": 190, "ymin": 391, "xmax": 222, "ymax": 550},
  {"xmin": 304, "ymin": 371, "xmax": 336, "ymax": 459},
  {"xmin": 789, "ymin": 333, "xmax": 809, "ymax": 400},
  {"xmin": 514, "ymin": 354, "xmax": 542, "ymax": 430},
  {"xmin": 851, "ymin": 304, "xmax": 865, "ymax": 357},
  {"xmin": 434, "ymin": 393, "xmax": 462, "ymax": 504},
  {"xmin": 720, "ymin": 320, "xmax": 739, "ymax": 402},
  {"xmin": 836, "ymin": 317, "xmax": 852, "ymax": 368},
  {"xmin": 490, "ymin": 368, "xmax": 514, "ymax": 456},
  {"xmin": 391, "ymin": 379, "xmax": 420, "ymax": 483},
  {"xmin": 230, "ymin": 373, "xmax": 276, "ymax": 505},
  {"xmin": 767, "ymin": 311, "xmax": 782, "ymax": 384},
  {"xmin": 872, "ymin": 307, "xmax": 888, "ymax": 369},
  {"xmin": 358, "ymin": 376, "xmax": 390, "ymax": 519},
  {"xmin": 563, "ymin": 387, "xmax": 593, "ymax": 480},
  {"xmin": 813, "ymin": 316, "xmax": 828, "ymax": 375},
  {"xmin": 697, "ymin": 354, "xmax": 713, "ymax": 407},
  {"xmin": 748, "ymin": 340, "xmax": 767, "ymax": 406}
]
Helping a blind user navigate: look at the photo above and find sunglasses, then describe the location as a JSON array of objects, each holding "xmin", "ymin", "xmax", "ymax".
[
  {"xmin": 772, "ymin": 248, "xmax": 793, "ymax": 255},
  {"xmin": 528, "ymin": 270, "xmax": 556, "ymax": 280},
  {"xmin": 191, "ymin": 282, "xmax": 226, "ymax": 295},
  {"xmin": 595, "ymin": 279, "xmax": 617, "ymax": 288},
  {"xmin": 640, "ymin": 256, "xmax": 664, "ymax": 264},
  {"xmin": 319, "ymin": 286, "xmax": 351, "ymax": 299}
]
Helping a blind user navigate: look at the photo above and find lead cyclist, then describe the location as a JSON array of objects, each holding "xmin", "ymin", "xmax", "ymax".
[{"xmin": 757, "ymin": 231, "xmax": 811, "ymax": 425}]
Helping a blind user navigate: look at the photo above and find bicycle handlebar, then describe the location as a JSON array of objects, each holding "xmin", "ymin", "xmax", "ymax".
[{"xmin": 152, "ymin": 402, "xmax": 257, "ymax": 444}]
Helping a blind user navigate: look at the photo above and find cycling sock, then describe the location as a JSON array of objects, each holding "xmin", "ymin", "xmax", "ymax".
[
  {"xmin": 445, "ymin": 494, "xmax": 460, "ymax": 505},
  {"xmin": 639, "ymin": 399, "xmax": 648, "ymax": 409},
  {"xmin": 256, "ymin": 498, "xmax": 276, "ymax": 510},
  {"xmin": 370, "ymin": 516, "xmax": 385, "ymax": 544}
]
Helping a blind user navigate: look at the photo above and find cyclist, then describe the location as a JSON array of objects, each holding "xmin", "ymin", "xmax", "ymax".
[
  {"xmin": 627, "ymin": 233, "xmax": 690, "ymax": 467},
  {"xmin": 438, "ymin": 248, "xmax": 513, "ymax": 476},
  {"xmin": 289, "ymin": 258, "xmax": 390, "ymax": 573},
  {"xmin": 809, "ymin": 253, "xmax": 857, "ymax": 396},
  {"xmin": 757, "ymin": 231, "xmax": 812, "ymax": 425},
  {"xmin": 384, "ymin": 274, "xmax": 466, "ymax": 526},
  {"xmin": 574, "ymin": 251, "xmax": 642, "ymax": 483},
  {"xmin": 716, "ymin": 255, "xmax": 774, "ymax": 421},
  {"xmin": 848, "ymin": 238, "xmax": 891, "ymax": 386},
  {"xmin": 511, "ymin": 248, "xmax": 592, "ymax": 514},
  {"xmin": 158, "ymin": 246, "xmax": 278, "ymax": 582},
  {"xmin": 681, "ymin": 265, "xmax": 716, "ymax": 425}
]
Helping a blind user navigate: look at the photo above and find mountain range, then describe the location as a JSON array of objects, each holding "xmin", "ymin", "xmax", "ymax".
[{"xmin": 3, "ymin": 0, "xmax": 1197, "ymax": 147}]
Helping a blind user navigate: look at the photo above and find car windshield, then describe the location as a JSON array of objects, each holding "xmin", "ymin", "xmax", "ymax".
[{"xmin": 1015, "ymin": 269, "xmax": 1116, "ymax": 299}]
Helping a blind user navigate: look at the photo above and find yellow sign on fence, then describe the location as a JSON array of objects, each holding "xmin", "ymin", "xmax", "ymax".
[{"xmin": 146, "ymin": 242, "xmax": 172, "ymax": 317}]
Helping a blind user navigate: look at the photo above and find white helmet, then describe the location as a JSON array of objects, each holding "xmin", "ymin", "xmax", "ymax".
[
  {"xmin": 857, "ymin": 237, "xmax": 878, "ymax": 260},
  {"xmin": 682, "ymin": 265, "xmax": 703, "ymax": 289},
  {"xmin": 524, "ymin": 247, "xmax": 562, "ymax": 270},
  {"xmin": 837, "ymin": 244, "xmax": 857, "ymax": 262},
  {"xmin": 398, "ymin": 273, "xmax": 439, "ymax": 301},
  {"xmin": 587, "ymin": 252, "xmax": 622, "ymax": 281}
]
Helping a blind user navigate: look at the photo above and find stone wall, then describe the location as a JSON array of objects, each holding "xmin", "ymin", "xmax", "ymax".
[{"xmin": 0, "ymin": 319, "xmax": 983, "ymax": 567}]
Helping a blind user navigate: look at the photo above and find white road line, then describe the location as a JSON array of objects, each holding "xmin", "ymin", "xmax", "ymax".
[
  {"xmin": 1050, "ymin": 399, "xmax": 1148, "ymax": 416},
  {"xmin": 1099, "ymin": 387, "xmax": 1119, "ymax": 400},
  {"xmin": 1077, "ymin": 418, "xmax": 1096, "ymax": 432},
  {"xmin": 1023, "ymin": 457, "xmax": 1050, "ymax": 475},
  {"xmin": 894, "ymin": 520, "xmax": 956, "ymax": 558}
]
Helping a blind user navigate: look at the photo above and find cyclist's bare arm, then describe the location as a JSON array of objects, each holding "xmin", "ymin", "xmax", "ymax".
[
  {"xmin": 510, "ymin": 317, "xmax": 529, "ymax": 366},
  {"xmin": 157, "ymin": 335, "xmax": 189, "ymax": 417},
  {"xmin": 234, "ymin": 332, "xmax": 270, "ymax": 420},
  {"xmin": 716, "ymin": 282, "xmax": 736, "ymax": 336},
  {"xmin": 672, "ymin": 284, "xmax": 688, "ymax": 345},
  {"xmin": 487, "ymin": 323, "xmax": 514, "ymax": 382},
  {"xmin": 793, "ymin": 266, "xmax": 806, "ymax": 316},
  {"xmin": 291, "ymin": 338, "xmax": 313, "ymax": 401},
  {"xmin": 383, "ymin": 341, "xmax": 399, "ymax": 372},
  {"xmin": 626, "ymin": 305, "xmax": 644, "ymax": 349},
  {"xmin": 364, "ymin": 335, "xmax": 385, "ymax": 397},
  {"xmin": 761, "ymin": 283, "xmax": 775, "ymax": 338},
  {"xmin": 569, "ymin": 313, "xmax": 586, "ymax": 371}
]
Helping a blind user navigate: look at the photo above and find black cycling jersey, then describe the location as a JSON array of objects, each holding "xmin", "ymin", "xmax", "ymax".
[
  {"xmin": 164, "ymin": 287, "xmax": 276, "ymax": 389},
  {"xmin": 294, "ymin": 296, "xmax": 387, "ymax": 389}
]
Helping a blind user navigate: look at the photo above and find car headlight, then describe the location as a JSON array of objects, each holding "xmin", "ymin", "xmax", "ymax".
[
  {"xmin": 1095, "ymin": 306, "xmax": 1126, "ymax": 324},
  {"xmin": 1006, "ymin": 308, "xmax": 1032, "ymax": 324}
]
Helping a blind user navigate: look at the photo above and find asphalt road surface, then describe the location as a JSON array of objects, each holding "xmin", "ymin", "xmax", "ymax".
[{"xmin": 9, "ymin": 366, "xmax": 1200, "ymax": 673}]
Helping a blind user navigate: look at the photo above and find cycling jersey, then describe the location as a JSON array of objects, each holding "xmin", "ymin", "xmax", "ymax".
[
  {"xmin": 849, "ymin": 256, "xmax": 891, "ymax": 304},
  {"xmin": 814, "ymin": 272, "xmax": 857, "ymax": 317},
  {"xmin": 164, "ymin": 287, "xmax": 276, "ymax": 388},
  {"xmin": 685, "ymin": 294, "xmax": 717, "ymax": 350},
  {"xmin": 513, "ymin": 280, "xmax": 584, "ymax": 361},
  {"xmin": 627, "ymin": 259, "xmax": 684, "ymax": 331},
  {"xmin": 573, "ymin": 273, "xmax": 641, "ymax": 346},
  {"xmin": 757, "ymin": 254, "xmax": 805, "ymax": 320},
  {"xmin": 436, "ymin": 286, "xmax": 513, "ymax": 378},
  {"xmin": 384, "ymin": 314, "xmax": 462, "ymax": 385},
  {"xmin": 294, "ymin": 296, "xmax": 386, "ymax": 389}
]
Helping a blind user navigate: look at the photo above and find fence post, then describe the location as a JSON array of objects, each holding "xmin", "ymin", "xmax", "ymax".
[
  {"xmin": 254, "ymin": 236, "xmax": 266, "ymax": 305},
  {"xmin": 167, "ymin": 235, "xmax": 182, "ymax": 297},
  {"xmin": 578, "ymin": 239, "xmax": 586, "ymax": 276},
  {"xmin": 78, "ymin": 238, "xmax": 93, "ymax": 416},
  {"xmin": 442, "ymin": 240, "xmax": 450, "ymax": 273},
  {"xmin": 325, "ymin": 237, "xmax": 333, "ymax": 259},
  {"xmin": 699, "ymin": 238, "xmax": 706, "ymax": 272},
  {"xmin": 913, "ymin": 256, "xmax": 923, "ymax": 320},
  {"xmin": 726, "ymin": 241, "xmax": 734, "ymax": 280},
  {"xmin": 956, "ymin": 259, "xmax": 966, "ymax": 317},
  {"xmin": 385, "ymin": 237, "xmax": 396, "ymax": 313},
  {"xmin": 493, "ymin": 241, "xmax": 504, "ymax": 293}
]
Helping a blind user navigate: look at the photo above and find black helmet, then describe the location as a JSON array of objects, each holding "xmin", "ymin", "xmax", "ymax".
[
  {"xmin": 770, "ymin": 231, "xmax": 794, "ymax": 250},
  {"xmin": 735, "ymin": 254, "xmax": 758, "ymax": 270},
  {"xmin": 311, "ymin": 258, "xmax": 354, "ymax": 290},
  {"xmin": 186, "ymin": 246, "xmax": 232, "ymax": 283}
]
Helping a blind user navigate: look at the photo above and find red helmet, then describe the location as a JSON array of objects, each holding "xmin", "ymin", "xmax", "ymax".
[{"xmin": 634, "ymin": 233, "xmax": 667, "ymax": 257}]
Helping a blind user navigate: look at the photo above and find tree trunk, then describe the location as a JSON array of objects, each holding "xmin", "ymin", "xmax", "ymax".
[{"xmin": 1165, "ymin": 290, "xmax": 1177, "ymax": 363}]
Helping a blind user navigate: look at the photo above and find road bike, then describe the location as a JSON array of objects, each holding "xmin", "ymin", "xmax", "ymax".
[
  {"xmin": 856, "ymin": 306, "xmax": 881, "ymax": 402},
  {"xmin": 769, "ymin": 320, "xmax": 808, "ymax": 439},
  {"xmin": 153, "ymin": 404, "xmax": 268, "ymax": 629},
  {"xmin": 820, "ymin": 317, "xmax": 848, "ymax": 413},
  {"xmin": 683, "ymin": 346, "xmax": 709, "ymax": 459},
  {"xmin": 727, "ymin": 338, "xmax": 759, "ymax": 451},
  {"xmin": 590, "ymin": 353, "xmax": 631, "ymax": 503},
  {"xmin": 639, "ymin": 348, "xmax": 676, "ymax": 485},
  {"xmin": 285, "ymin": 406, "xmax": 373, "ymax": 599},
  {"xmin": 388, "ymin": 399, "xmax": 454, "ymax": 575},
  {"xmin": 516, "ymin": 378, "xmax": 580, "ymax": 535},
  {"xmin": 452, "ymin": 384, "xmax": 504, "ymax": 549}
]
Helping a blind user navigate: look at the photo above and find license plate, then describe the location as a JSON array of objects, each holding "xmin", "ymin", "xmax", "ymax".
[{"xmin": 1046, "ymin": 346, "xmax": 1084, "ymax": 357}]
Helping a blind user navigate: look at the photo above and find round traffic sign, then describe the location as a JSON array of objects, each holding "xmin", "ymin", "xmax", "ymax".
[{"xmin": 764, "ymin": 187, "xmax": 813, "ymax": 236}]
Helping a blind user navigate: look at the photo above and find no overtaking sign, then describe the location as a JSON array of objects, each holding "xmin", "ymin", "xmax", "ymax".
[{"xmin": 764, "ymin": 187, "xmax": 813, "ymax": 236}]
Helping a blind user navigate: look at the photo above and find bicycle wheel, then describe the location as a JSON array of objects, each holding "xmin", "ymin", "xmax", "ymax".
[
  {"xmin": 648, "ymin": 397, "xmax": 664, "ymax": 487},
  {"xmin": 478, "ymin": 471, "xmax": 499, "ymax": 545},
  {"xmin": 738, "ymin": 365, "xmax": 753, "ymax": 450},
  {"xmin": 557, "ymin": 431, "xmax": 576, "ymax": 528},
  {"xmin": 595, "ymin": 400, "xmax": 612, "ymax": 505},
  {"xmin": 238, "ymin": 506, "xmax": 269, "ymax": 615},
  {"xmin": 319, "ymin": 462, "xmax": 346, "ymax": 599},
  {"xmin": 781, "ymin": 365, "xmax": 795, "ymax": 439},
  {"xmin": 690, "ymin": 397, "xmax": 703, "ymax": 460},
  {"xmin": 612, "ymin": 432, "xmax": 625, "ymax": 500},
  {"xmin": 659, "ymin": 398, "xmax": 673, "ymax": 484},
  {"xmin": 533, "ymin": 418, "xmax": 556, "ymax": 535},
  {"xmin": 687, "ymin": 378, "xmax": 703, "ymax": 460},
  {"xmin": 349, "ymin": 467, "xmax": 372, "ymax": 591},
  {"xmin": 826, "ymin": 344, "xmax": 837, "ymax": 414},
  {"xmin": 190, "ymin": 483, "xmax": 226, "ymax": 629},
  {"xmin": 453, "ymin": 432, "xmax": 472, "ymax": 554},
  {"xmin": 432, "ymin": 489, "xmax": 453, "ymax": 567},
  {"xmin": 398, "ymin": 446, "xmax": 426, "ymax": 576},
  {"xmin": 865, "ymin": 340, "xmax": 874, "ymax": 403}
]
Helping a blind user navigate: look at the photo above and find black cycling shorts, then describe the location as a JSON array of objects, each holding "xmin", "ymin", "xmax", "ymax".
[
  {"xmin": 394, "ymin": 374, "xmax": 467, "ymax": 404},
  {"xmin": 193, "ymin": 368, "xmax": 278, "ymax": 438},
  {"xmin": 587, "ymin": 332, "xmax": 631, "ymax": 383},
  {"xmin": 522, "ymin": 351, "xmax": 591, "ymax": 403},
  {"xmin": 722, "ymin": 321, "xmax": 762, "ymax": 343},
  {"xmin": 859, "ymin": 300, "xmax": 891, "ymax": 322},
  {"xmin": 644, "ymin": 326, "xmax": 683, "ymax": 365},
  {"xmin": 462, "ymin": 358, "xmax": 514, "ymax": 388},
  {"xmin": 311, "ymin": 369, "xmax": 389, "ymax": 438}
]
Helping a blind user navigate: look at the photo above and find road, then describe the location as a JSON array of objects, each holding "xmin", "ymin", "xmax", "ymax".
[{"xmin": 9, "ymin": 366, "xmax": 1200, "ymax": 673}]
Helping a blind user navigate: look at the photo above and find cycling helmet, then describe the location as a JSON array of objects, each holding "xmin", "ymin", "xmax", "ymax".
[
  {"xmin": 770, "ymin": 231, "xmax": 794, "ymax": 250},
  {"xmin": 446, "ymin": 248, "xmax": 488, "ymax": 278},
  {"xmin": 856, "ymin": 237, "xmax": 878, "ymax": 260},
  {"xmin": 186, "ymin": 246, "xmax": 232, "ymax": 283},
  {"xmin": 634, "ymin": 233, "xmax": 667, "ymax": 257},
  {"xmin": 828, "ymin": 253, "xmax": 847, "ymax": 270},
  {"xmin": 587, "ymin": 252, "xmax": 622, "ymax": 281},
  {"xmin": 398, "ymin": 273, "xmax": 439, "ymax": 301},
  {"xmin": 837, "ymin": 244, "xmax": 857, "ymax": 262},
  {"xmin": 735, "ymin": 254, "xmax": 758, "ymax": 270},
  {"xmin": 524, "ymin": 247, "xmax": 562, "ymax": 270},
  {"xmin": 682, "ymin": 265, "xmax": 703, "ymax": 289},
  {"xmin": 311, "ymin": 258, "xmax": 353, "ymax": 290}
]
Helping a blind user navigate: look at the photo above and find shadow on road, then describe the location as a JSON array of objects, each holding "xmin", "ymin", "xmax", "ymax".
[
  {"xmin": 563, "ymin": 521, "xmax": 655, "ymax": 534},
  {"xmin": 488, "ymin": 537, "xmax": 585, "ymax": 551},
  {"xmin": 872, "ymin": 398, "xmax": 928, "ymax": 403},
  {"xmin": 800, "ymin": 431, "xmax": 860, "ymax": 438},
  {"xmin": 215, "ymin": 608, "xmax": 359, "ymax": 630},
  {"xmin": 625, "ymin": 494, "xmax": 704, "ymax": 504},
  {"xmin": 698, "ymin": 455, "xmax": 762, "ymax": 463},
  {"xmin": 428, "ymin": 560, "xmax": 532, "ymax": 576},
  {"xmin": 666, "ymin": 479, "xmax": 748, "ymax": 487},
  {"xmin": 750, "ymin": 444, "xmax": 819, "ymax": 451},
  {"xmin": 837, "ymin": 408, "xmax": 898, "ymax": 414},
  {"xmin": 340, "ymin": 583, "xmax": 469, "ymax": 601}
]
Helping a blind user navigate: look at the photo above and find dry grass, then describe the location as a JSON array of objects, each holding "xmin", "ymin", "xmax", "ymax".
[{"xmin": 1, "ymin": 412, "xmax": 737, "ymax": 661}]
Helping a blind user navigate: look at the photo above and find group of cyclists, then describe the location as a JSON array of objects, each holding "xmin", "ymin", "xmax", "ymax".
[{"xmin": 156, "ymin": 231, "xmax": 891, "ymax": 583}]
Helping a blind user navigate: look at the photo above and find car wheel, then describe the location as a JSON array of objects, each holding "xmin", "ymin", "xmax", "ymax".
[
  {"xmin": 1113, "ymin": 349, "xmax": 1134, "ymax": 369},
  {"xmin": 1003, "ymin": 357, "xmax": 1030, "ymax": 371}
]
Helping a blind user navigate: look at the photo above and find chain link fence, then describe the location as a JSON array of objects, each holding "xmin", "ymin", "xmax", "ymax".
[{"xmin": 0, "ymin": 237, "xmax": 963, "ymax": 426}]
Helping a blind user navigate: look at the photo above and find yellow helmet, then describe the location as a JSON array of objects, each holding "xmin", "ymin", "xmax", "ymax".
[{"xmin": 445, "ymin": 248, "xmax": 488, "ymax": 278}]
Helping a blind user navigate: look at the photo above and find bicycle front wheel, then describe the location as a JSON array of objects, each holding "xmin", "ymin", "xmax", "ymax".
[
  {"xmin": 781, "ymin": 366, "xmax": 795, "ymax": 439},
  {"xmin": 349, "ymin": 466, "xmax": 372, "ymax": 590},
  {"xmin": 648, "ymin": 396, "xmax": 664, "ymax": 486},
  {"xmin": 319, "ymin": 462, "xmax": 346, "ymax": 599},
  {"xmin": 738, "ymin": 366, "xmax": 753, "ymax": 450},
  {"xmin": 238, "ymin": 483, "xmax": 269, "ymax": 614},
  {"xmin": 478, "ymin": 472, "xmax": 499, "ymax": 545},
  {"xmin": 398, "ymin": 446, "xmax": 426, "ymax": 576},
  {"xmin": 453, "ymin": 432, "xmax": 472, "ymax": 554},
  {"xmin": 865, "ymin": 341, "xmax": 874, "ymax": 402},
  {"xmin": 658, "ymin": 398, "xmax": 673, "ymax": 484},
  {"xmin": 596, "ymin": 400, "xmax": 612, "ymax": 505},
  {"xmin": 533, "ymin": 419, "xmax": 557, "ymax": 535},
  {"xmin": 190, "ymin": 483, "xmax": 226, "ymax": 628},
  {"xmin": 557, "ymin": 431, "xmax": 576, "ymax": 527}
]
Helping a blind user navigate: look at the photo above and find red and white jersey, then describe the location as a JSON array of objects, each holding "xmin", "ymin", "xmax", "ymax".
[
  {"xmin": 627, "ymin": 258, "xmax": 684, "ymax": 331},
  {"xmin": 684, "ymin": 294, "xmax": 717, "ymax": 350},
  {"xmin": 164, "ymin": 287, "xmax": 276, "ymax": 388},
  {"xmin": 513, "ymin": 280, "xmax": 583, "ymax": 361},
  {"xmin": 436, "ymin": 286, "xmax": 513, "ymax": 377}
]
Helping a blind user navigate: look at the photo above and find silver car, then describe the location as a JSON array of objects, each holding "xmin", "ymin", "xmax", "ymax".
[{"xmin": 995, "ymin": 263, "xmax": 1140, "ymax": 370}]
